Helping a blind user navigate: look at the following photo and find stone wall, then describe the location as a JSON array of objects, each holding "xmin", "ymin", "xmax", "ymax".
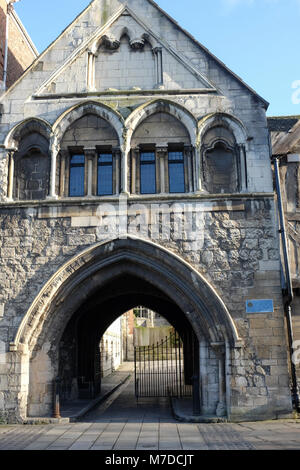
[
  {"xmin": 0, "ymin": 0, "xmax": 293, "ymax": 423},
  {"xmin": 0, "ymin": 195, "xmax": 293, "ymax": 421}
]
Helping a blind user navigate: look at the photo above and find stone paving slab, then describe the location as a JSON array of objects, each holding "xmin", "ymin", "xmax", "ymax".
[
  {"xmin": 1, "ymin": 418, "xmax": 300, "ymax": 450},
  {"xmin": 1, "ymin": 374, "xmax": 300, "ymax": 450}
]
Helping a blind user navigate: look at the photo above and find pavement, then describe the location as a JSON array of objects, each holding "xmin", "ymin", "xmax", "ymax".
[
  {"xmin": 60, "ymin": 362, "xmax": 133, "ymax": 420},
  {"xmin": 1, "ymin": 362, "xmax": 300, "ymax": 450}
]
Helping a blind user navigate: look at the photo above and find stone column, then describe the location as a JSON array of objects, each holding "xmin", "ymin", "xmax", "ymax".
[
  {"xmin": 6, "ymin": 149, "xmax": 15, "ymax": 201},
  {"xmin": 121, "ymin": 150, "xmax": 130, "ymax": 195},
  {"xmin": 59, "ymin": 149, "xmax": 69, "ymax": 198},
  {"xmin": 200, "ymin": 339, "xmax": 210, "ymax": 415},
  {"xmin": 194, "ymin": 146, "xmax": 202, "ymax": 192},
  {"xmin": 156, "ymin": 145, "xmax": 168, "ymax": 193},
  {"xmin": 84, "ymin": 148, "xmax": 96, "ymax": 197},
  {"xmin": 184, "ymin": 144, "xmax": 193, "ymax": 193},
  {"xmin": 238, "ymin": 144, "xmax": 247, "ymax": 192},
  {"xmin": 131, "ymin": 147, "xmax": 139, "ymax": 194},
  {"xmin": 153, "ymin": 47, "xmax": 163, "ymax": 88},
  {"xmin": 48, "ymin": 136, "xmax": 60, "ymax": 199},
  {"xmin": 87, "ymin": 51, "xmax": 96, "ymax": 91},
  {"xmin": 113, "ymin": 147, "xmax": 121, "ymax": 195},
  {"xmin": 213, "ymin": 343, "xmax": 227, "ymax": 417}
]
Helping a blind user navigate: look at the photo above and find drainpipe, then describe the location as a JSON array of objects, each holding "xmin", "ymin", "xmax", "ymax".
[
  {"xmin": 273, "ymin": 155, "xmax": 300, "ymax": 412},
  {"xmin": 2, "ymin": 0, "xmax": 21, "ymax": 90}
]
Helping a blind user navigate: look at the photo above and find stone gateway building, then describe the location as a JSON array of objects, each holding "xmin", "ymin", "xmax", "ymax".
[{"xmin": 0, "ymin": 0, "xmax": 295, "ymax": 423}]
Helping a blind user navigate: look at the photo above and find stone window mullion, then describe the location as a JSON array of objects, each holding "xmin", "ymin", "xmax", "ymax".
[
  {"xmin": 59, "ymin": 150, "xmax": 69, "ymax": 197},
  {"xmin": 184, "ymin": 144, "xmax": 194, "ymax": 193},
  {"xmin": 65, "ymin": 152, "xmax": 71, "ymax": 197},
  {"xmin": 7, "ymin": 150, "xmax": 15, "ymax": 200},
  {"xmin": 84, "ymin": 147, "xmax": 96, "ymax": 197},
  {"xmin": 238, "ymin": 144, "xmax": 247, "ymax": 192},
  {"xmin": 194, "ymin": 146, "xmax": 202, "ymax": 193},
  {"xmin": 113, "ymin": 147, "xmax": 121, "ymax": 195},
  {"xmin": 156, "ymin": 145, "xmax": 168, "ymax": 193},
  {"xmin": 131, "ymin": 147, "xmax": 139, "ymax": 194}
]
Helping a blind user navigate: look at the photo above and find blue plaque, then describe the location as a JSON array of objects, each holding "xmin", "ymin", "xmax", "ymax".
[{"xmin": 246, "ymin": 299, "xmax": 274, "ymax": 314}]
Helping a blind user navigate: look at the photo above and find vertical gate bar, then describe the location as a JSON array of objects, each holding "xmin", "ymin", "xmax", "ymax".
[
  {"xmin": 171, "ymin": 332, "xmax": 173, "ymax": 396},
  {"xmin": 143, "ymin": 346, "xmax": 146, "ymax": 395},
  {"xmin": 153, "ymin": 342, "xmax": 155, "ymax": 397},
  {"xmin": 146, "ymin": 344, "xmax": 148, "ymax": 397},
  {"xmin": 134, "ymin": 347, "xmax": 137, "ymax": 398},
  {"xmin": 148, "ymin": 344, "xmax": 150, "ymax": 397},
  {"xmin": 156, "ymin": 341, "xmax": 159, "ymax": 397},
  {"xmin": 175, "ymin": 331, "xmax": 179, "ymax": 397},
  {"xmin": 162, "ymin": 340, "xmax": 167, "ymax": 397},
  {"xmin": 179, "ymin": 334, "xmax": 183, "ymax": 398},
  {"xmin": 166, "ymin": 338, "xmax": 170, "ymax": 393},
  {"xmin": 153, "ymin": 345, "xmax": 157, "ymax": 397},
  {"xmin": 156, "ymin": 341, "xmax": 158, "ymax": 398},
  {"xmin": 140, "ymin": 347, "xmax": 141, "ymax": 398},
  {"xmin": 162, "ymin": 338, "xmax": 164, "ymax": 397},
  {"xmin": 164, "ymin": 336, "xmax": 167, "ymax": 396},
  {"xmin": 151, "ymin": 344, "xmax": 153, "ymax": 397},
  {"xmin": 157, "ymin": 340, "xmax": 159, "ymax": 397}
]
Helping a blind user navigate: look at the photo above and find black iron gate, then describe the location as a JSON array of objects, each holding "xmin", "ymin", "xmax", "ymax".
[{"xmin": 134, "ymin": 331, "xmax": 192, "ymax": 398}]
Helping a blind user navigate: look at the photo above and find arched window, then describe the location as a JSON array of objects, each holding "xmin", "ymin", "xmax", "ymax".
[
  {"xmin": 202, "ymin": 125, "xmax": 240, "ymax": 194},
  {"xmin": 131, "ymin": 112, "xmax": 193, "ymax": 194},
  {"xmin": 60, "ymin": 113, "xmax": 120, "ymax": 197},
  {"xmin": 13, "ymin": 132, "xmax": 50, "ymax": 201}
]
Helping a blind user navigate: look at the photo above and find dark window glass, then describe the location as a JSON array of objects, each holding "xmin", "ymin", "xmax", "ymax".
[
  {"xmin": 98, "ymin": 153, "xmax": 113, "ymax": 195},
  {"xmin": 168, "ymin": 151, "xmax": 185, "ymax": 193},
  {"xmin": 140, "ymin": 152, "xmax": 156, "ymax": 194},
  {"xmin": 69, "ymin": 154, "xmax": 85, "ymax": 197},
  {"xmin": 206, "ymin": 144, "xmax": 237, "ymax": 194}
]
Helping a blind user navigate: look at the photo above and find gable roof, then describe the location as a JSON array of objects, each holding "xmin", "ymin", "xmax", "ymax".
[
  {"xmin": 147, "ymin": 0, "xmax": 269, "ymax": 109},
  {"xmin": 268, "ymin": 116, "xmax": 300, "ymax": 155},
  {"xmin": 1, "ymin": 0, "xmax": 269, "ymax": 108}
]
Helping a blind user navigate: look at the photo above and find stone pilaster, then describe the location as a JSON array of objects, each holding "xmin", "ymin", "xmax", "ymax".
[
  {"xmin": 0, "ymin": 148, "xmax": 15, "ymax": 201},
  {"xmin": 48, "ymin": 136, "xmax": 60, "ymax": 200},
  {"xmin": 212, "ymin": 343, "xmax": 227, "ymax": 418}
]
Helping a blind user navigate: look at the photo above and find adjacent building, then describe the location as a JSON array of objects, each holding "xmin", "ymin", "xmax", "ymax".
[
  {"xmin": 269, "ymin": 115, "xmax": 300, "ymax": 393},
  {"xmin": 0, "ymin": 0, "xmax": 38, "ymax": 91}
]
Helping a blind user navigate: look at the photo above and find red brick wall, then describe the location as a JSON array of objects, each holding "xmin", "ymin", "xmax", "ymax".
[{"xmin": 0, "ymin": 0, "xmax": 36, "ymax": 89}]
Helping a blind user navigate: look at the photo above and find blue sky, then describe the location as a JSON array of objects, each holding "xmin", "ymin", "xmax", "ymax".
[{"xmin": 14, "ymin": 0, "xmax": 300, "ymax": 117}]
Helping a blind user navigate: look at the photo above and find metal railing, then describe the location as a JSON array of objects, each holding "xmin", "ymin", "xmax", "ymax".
[{"xmin": 134, "ymin": 331, "xmax": 192, "ymax": 398}]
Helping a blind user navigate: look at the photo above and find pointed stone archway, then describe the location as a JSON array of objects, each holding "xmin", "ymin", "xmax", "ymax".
[{"xmin": 9, "ymin": 236, "xmax": 242, "ymax": 421}]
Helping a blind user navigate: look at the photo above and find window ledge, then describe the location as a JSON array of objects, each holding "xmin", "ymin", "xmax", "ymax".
[{"xmin": 0, "ymin": 191, "xmax": 275, "ymax": 208}]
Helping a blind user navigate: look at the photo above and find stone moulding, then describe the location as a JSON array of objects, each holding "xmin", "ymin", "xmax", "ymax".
[
  {"xmin": 31, "ymin": 89, "xmax": 217, "ymax": 100},
  {"xmin": 0, "ymin": 193, "xmax": 275, "ymax": 209}
]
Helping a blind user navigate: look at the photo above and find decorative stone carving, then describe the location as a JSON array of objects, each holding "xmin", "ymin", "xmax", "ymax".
[
  {"xmin": 130, "ymin": 38, "xmax": 145, "ymax": 50},
  {"xmin": 102, "ymin": 35, "xmax": 120, "ymax": 50},
  {"xmin": 100, "ymin": 34, "xmax": 147, "ymax": 51}
]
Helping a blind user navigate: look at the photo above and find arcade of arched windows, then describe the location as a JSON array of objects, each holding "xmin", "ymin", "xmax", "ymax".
[{"xmin": 6, "ymin": 109, "xmax": 248, "ymax": 201}]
